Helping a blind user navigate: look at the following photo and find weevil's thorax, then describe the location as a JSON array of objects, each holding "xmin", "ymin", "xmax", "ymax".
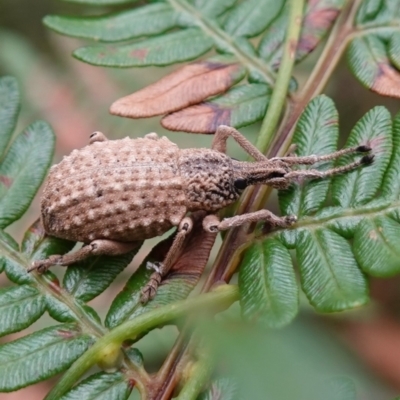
[{"xmin": 178, "ymin": 149, "xmax": 241, "ymax": 212}]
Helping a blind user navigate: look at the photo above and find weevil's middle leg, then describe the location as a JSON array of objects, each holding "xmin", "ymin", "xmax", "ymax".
[
  {"xmin": 212, "ymin": 125, "xmax": 267, "ymax": 161},
  {"xmin": 141, "ymin": 217, "xmax": 193, "ymax": 304},
  {"xmin": 203, "ymin": 210, "xmax": 297, "ymax": 233},
  {"xmin": 270, "ymin": 145, "xmax": 372, "ymax": 165}
]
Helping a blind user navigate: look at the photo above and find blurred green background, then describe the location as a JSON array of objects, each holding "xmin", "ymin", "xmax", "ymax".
[{"xmin": 1, "ymin": 1, "xmax": 400, "ymax": 399}]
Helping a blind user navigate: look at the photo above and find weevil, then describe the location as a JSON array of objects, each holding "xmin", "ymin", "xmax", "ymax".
[{"xmin": 29, "ymin": 125, "xmax": 373, "ymax": 302}]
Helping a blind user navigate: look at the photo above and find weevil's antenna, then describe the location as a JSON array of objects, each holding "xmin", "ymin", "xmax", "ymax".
[
  {"xmin": 270, "ymin": 145, "xmax": 372, "ymax": 165},
  {"xmin": 283, "ymin": 153, "xmax": 374, "ymax": 180}
]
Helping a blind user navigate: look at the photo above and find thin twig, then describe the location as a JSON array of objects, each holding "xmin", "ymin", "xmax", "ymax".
[{"xmin": 256, "ymin": 0, "xmax": 305, "ymax": 153}]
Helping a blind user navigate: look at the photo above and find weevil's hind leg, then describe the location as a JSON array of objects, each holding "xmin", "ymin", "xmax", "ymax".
[
  {"xmin": 141, "ymin": 217, "xmax": 193, "ymax": 304},
  {"xmin": 89, "ymin": 131, "xmax": 108, "ymax": 144},
  {"xmin": 203, "ymin": 211, "xmax": 297, "ymax": 232},
  {"xmin": 271, "ymin": 145, "xmax": 372, "ymax": 165},
  {"xmin": 28, "ymin": 240, "xmax": 139, "ymax": 273},
  {"xmin": 284, "ymin": 154, "xmax": 374, "ymax": 180},
  {"xmin": 212, "ymin": 125, "xmax": 267, "ymax": 161}
]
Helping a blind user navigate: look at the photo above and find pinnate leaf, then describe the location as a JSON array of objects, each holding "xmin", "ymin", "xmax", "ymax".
[
  {"xmin": 223, "ymin": 0, "xmax": 284, "ymax": 38},
  {"xmin": 162, "ymin": 83, "xmax": 271, "ymax": 133},
  {"xmin": 258, "ymin": 0, "xmax": 345, "ymax": 68},
  {"xmin": 239, "ymin": 96, "xmax": 400, "ymax": 315},
  {"xmin": 0, "ymin": 324, "xmax": 93, "ymax": 391},
  {"xmin": 22, "ymin": 219, "xmax": 74, "ymax": 263},
  {"xmin": 279, "ymin": 95, "xmax": 339, "ymax": 217},
  {"xmin": 193, "ymin": 0, "xmax": 238, "ymax": 17},
  {"xmin": 59, "ymin": 371, "xmax": 133, "ymax": 400},
  {"xmin": 74, "ymin": 29, "xmax": 213, "ymax": 67},
  {"xmin": 0, "ymin": 228, "xmax": 35, "ymax": 285},
  {"xmin": 44, "ymin": 4, "xmax": 179, "ymax": 43},
  {"xmin": 239, "ymin": 239, "xmax": 298, "ymax": 328},
  {"xmin": 0, "ymin": 76, "xmax": 19, "ymax": 156},
  {"xmin": 0, "ymin": 285, "xmax": 46, "ymax": 337},
  {"xmin": 296, "ymin": 229, "xmax": 368, "ymax": 311},
  {"xmin": 331, "ymin": 106, "xmax": 392, "ymax": 208},
  {"xmin": 353, "ymin": 216, "xmax": 400, "ymax": 276},
  {"xmin": 389, "ymin": 32, "xmax": 400, "ymax": 69},
  {"xmin": 0, "ymin": 120, "xmax": 55, "ymax": 228},
  {"xmin": 355, "ymin": 0, "xmax": 400, "ymax": 26},
  {"xmin": 347, "ymin": 32, "xmax": 400, "ymax": 99}
]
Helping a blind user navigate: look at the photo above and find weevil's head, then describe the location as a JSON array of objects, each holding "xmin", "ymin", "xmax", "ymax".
[
  {"xmin": 178, "ymin": 149, "xmax": 291, "ymax": 212},
  {"xmin": 178, "ymin": 148, "xmax": 243, "ymax": 212}
]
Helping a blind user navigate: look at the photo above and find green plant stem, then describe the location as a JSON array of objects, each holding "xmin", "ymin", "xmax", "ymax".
[
  {"xmin": 45, "ymin": 284, "xmax": 239, "ymax": 400},
  {"xmin": 176, "ymin": 343, "xmax": 214, "ymax": 400},
  {"xmin": 269, "ymin": 0, "xmax": 359, "ymax": 157},
  {"xmin": 256, "ymin": 0, "xmax": 305, "ymax": 153}
]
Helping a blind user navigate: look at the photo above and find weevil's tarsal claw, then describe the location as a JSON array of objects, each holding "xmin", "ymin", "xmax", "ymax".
[
  {"xmin": 356, "ymin": 145, "xmax": 372, "ymax": 153},
  {"xmin": 283, "ymin": 215, "xmax": 297, "ymax": 226},
  {"xmin": 28, "ymin": 258, "xmax": 55, "ymax": 273},
  {"xmin": 141, "ymin": 271, "xmax": 163, "ymax": 304},
  {"xmin": 361, "ymin": 154, "xmax": 374, "ymax": 165}
]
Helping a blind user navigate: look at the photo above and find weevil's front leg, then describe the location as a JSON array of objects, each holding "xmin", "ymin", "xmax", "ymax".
[
  {"xmin": 28, "ymin": 240, "xmax": 139, "ymax": 273},
  {"xmin": 212, "ymin": 125, "xmax": 267, "ymax": 161},
  {"xmin": 203, "ymin": 211, "xmax": 297, "ymax": 233},
  {"xmin": 141, "ymin": 217, "xmax": 193, "ymax": 304}
]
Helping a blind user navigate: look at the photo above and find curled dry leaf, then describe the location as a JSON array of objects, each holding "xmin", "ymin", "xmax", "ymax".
[
  {"xmin": 161, "ymin": 103, "xmax": 231, "ymax": 133},
  {"xmin": 109, "ymin": 60, "xmax": 245, "ymax": 118},
  {"xmin": 161, "ymin": 83, "xmax": 271, "ymax": 133}
]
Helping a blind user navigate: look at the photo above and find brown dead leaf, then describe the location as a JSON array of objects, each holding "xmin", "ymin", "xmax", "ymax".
[
  {"xmin": 110, "ymin": 60, "xmax": 245, "ymax": 118},
  {"xmin": 161, "ymin": 102, "xmax": 231, "ymax": 133},
  {"xmin": 372, "ymin": 63, "xmax": 400, "ymax": 98}
]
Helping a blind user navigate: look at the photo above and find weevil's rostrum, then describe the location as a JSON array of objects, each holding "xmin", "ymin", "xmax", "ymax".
[{"xmin": 31, "ymin": 126, "xmax": 373, "ymax": 303}]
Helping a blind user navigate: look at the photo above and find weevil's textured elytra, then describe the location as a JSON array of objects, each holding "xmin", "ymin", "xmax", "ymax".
[{"xmin": 30, "ymin": 126, "xmax": 374, "ymax": 303}]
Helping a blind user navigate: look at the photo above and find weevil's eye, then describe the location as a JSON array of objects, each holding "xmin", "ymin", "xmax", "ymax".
[{"xmin": 234, "ymin": 178, "xmax": 247, "ymax": 190}]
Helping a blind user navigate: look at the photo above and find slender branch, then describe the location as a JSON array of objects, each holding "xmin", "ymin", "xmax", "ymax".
[
  {"xmin": 256, "ymin": 0, "xmax": 305, "ymax": 153},
  {"xmin": 45, "ymin": 285, "xmax": 239, "ymax": 400},
  {"xmin": 269, "ymin": 0, "xmax": 357, "ymax": 158}
]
